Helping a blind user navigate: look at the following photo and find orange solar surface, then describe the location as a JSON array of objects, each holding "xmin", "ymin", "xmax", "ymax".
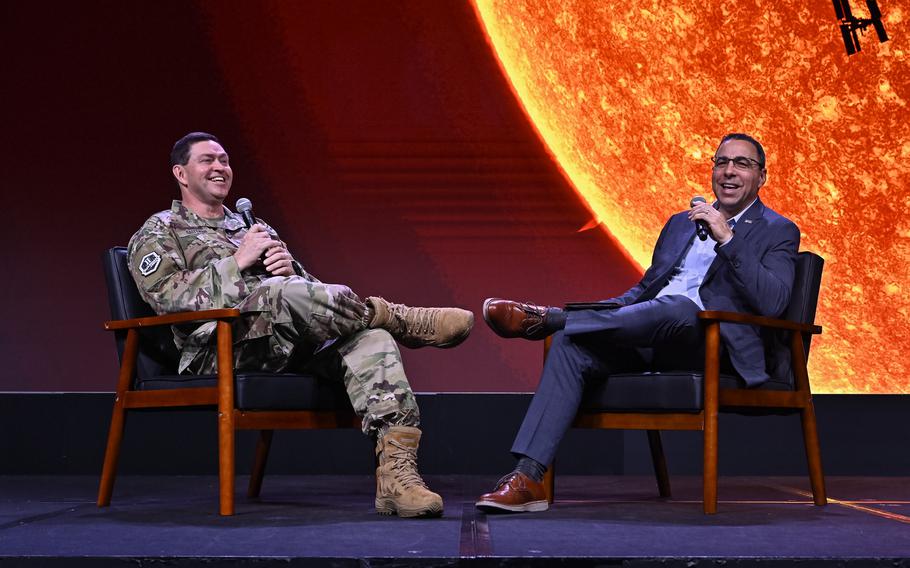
[{"xmin": 473, "ymin": 0, "xmax": 910, "ymax": 393}]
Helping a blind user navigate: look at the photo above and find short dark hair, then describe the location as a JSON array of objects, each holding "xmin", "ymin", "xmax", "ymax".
[
  {"xmin": 170, "ymin": 132, "xmax": 221, "ymax": 167},
  {"xmin": 719, "ymin": 132, "xmax": 765, "ymax": 168}
]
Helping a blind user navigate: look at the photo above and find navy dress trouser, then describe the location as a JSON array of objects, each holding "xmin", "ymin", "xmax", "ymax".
[{"xmin": 510, "ymin": 295, "xmax": 705, "ymax": 466}]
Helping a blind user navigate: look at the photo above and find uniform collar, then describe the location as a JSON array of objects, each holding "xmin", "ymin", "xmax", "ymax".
[{"xmin": 171, "ymin": 200, "xmax": 245, "ymax": 230}]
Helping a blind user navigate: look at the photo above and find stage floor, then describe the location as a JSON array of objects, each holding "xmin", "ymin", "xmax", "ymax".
[{"xmin": 0, "ymin": 475, "xmax": 907, "ymax": 566}]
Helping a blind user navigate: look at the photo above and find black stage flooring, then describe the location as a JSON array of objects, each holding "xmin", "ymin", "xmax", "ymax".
[{"xmin": 0, "ymin": 475, "xmax": 908, "ymax": 567}]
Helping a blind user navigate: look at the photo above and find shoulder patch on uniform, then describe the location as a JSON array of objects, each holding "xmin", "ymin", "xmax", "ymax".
[{"xmin": 138, "ymin": 252, "xmax": 162, "ymax": 276}]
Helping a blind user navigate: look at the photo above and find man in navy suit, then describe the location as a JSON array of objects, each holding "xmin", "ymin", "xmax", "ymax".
[{"xmin": 476, "ymin": 133, "xmax": 800, "ymax": 512}]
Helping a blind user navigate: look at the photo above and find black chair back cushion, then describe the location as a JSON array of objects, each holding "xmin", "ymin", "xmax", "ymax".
[
  {"xmin": 103, "ymin": 247, "xmax": 177, "ymax": 380},
  {"xmin": 582, "ymin": 251, "xmax": 824, "ymax": 412},
  {"xmin": 784, "ymin": 252, "xmax": 825, "ymax": 350},
  {"xmin": 102, "ymin": 247, "xmax": 353, "ymax": 411}
]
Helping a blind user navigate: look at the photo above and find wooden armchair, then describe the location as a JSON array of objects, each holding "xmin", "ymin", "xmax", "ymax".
[
  {"xmin": 544, "ymin": 251, "xmax": 827, "ymax": 514},
  {"xmin": 98, "ymin": 247, "xmax": 359, "ymax": 516}
]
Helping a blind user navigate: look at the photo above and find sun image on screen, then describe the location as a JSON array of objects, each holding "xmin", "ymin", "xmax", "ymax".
[{"xmin": 472, "ymin": 0, "xmax": 909, "ymax": 394}]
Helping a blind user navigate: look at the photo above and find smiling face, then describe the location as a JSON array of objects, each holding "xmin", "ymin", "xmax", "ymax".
[
  {"xmin": 711, "ymin": 139, "xmax": 766, "ymax": 218},
  {"xmin": 172, "ymin": 139, "xmax": 233, "ymax": 215}
]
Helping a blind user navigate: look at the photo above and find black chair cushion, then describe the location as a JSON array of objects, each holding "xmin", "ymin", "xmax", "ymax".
[
  {"xmin": 582, "ymin": 371, "xmax": 791, "ymax": 413},
  {"xmin": 137, "ymin": 372, "xmax": 354, "ymax": 411}
]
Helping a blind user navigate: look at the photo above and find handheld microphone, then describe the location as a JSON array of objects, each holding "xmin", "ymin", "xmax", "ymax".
[
  {"xmin": 690, "ymin": 196, "xmax": 709, "ymax": 241},
  {"xmin": 235, "ymin": 198, "xmax": 256, "ymax": 229},
  {"xmin": 236, "ymin": 197, "xmax": 273, "ymax": 264}
]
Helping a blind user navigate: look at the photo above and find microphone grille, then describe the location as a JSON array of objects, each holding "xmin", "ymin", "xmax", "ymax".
[
  {"xmin": 235, "ymin": 198, "xmax": 252, "ymax": 212},
  {"xmin": 690, "ymin": 196, "xmax": 707, "ymax": 207}
]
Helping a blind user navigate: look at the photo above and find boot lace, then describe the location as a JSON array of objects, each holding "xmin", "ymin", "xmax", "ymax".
[
  {"xmin": 387, "ymin": 439, "xmax": 429, "ymax": 489},
  {"xmin": 388, "ymin": 303, "xmax": 438, "ymax": 339}
]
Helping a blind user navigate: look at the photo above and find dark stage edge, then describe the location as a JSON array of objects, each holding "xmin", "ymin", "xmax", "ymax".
[{"xmin": 1, "ymin": 475, "xmax": 908, "ymax": 567}]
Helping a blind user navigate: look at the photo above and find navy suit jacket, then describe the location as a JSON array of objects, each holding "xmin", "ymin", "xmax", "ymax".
[{"xmin": 596, "ymin": 198, "xmax": 800, "ymax": 386}]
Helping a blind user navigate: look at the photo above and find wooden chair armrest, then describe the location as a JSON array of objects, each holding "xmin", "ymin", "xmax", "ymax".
[
  {"xmin": 104, "ymin": 308, "xmax": 241, "ymax": 330},
  {"xmin": 698, "ymin": 310, "xmax": 821, "ymax": 334}
]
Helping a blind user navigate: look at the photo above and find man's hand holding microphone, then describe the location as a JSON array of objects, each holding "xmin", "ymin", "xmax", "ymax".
[
  {"xmin": 689, "ymin": 196, "xmax": 734, "ymax": 245},
  {"xmin": 233, "ymin": 198, "xmax": 295, "ymax": 276}
]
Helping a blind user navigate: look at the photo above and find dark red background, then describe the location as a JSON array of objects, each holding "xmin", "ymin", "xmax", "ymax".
[{"xmin": 2, "ymin": 1, "xmax": 640, "ymax": 392}]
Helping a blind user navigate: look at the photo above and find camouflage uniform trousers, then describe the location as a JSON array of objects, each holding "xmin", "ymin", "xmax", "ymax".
[{"xmin": 186, "ymin": 275, "xmax": 420, "ymax": 436}]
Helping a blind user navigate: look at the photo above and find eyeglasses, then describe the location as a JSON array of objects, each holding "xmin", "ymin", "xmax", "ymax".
[{"xmin": 711, "ymin": 156, "xmax": 763, "ymax": 171}]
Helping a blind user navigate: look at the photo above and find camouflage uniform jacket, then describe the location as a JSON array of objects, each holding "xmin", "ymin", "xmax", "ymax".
[{"xmin": 127, "ymin": 200, "xmax": 317, "ymax": 373}]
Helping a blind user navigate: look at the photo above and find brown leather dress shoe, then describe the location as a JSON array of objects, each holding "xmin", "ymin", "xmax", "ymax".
[
  {"xmin": 482, "ymin": 298, "xmax": 553, "ymax": 340},
  {"xmin": 475, "ymin": 472, "xmax": 549, "ymax": 513}
]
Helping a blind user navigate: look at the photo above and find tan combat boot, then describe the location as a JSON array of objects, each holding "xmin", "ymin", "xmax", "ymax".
[
  {"xmin": 366, "ymin": 296, "xmax": 473, "ymax": 349},
  {"xmin": 375, "ymin": 426, "xmax": 443, "ymax": 518}
]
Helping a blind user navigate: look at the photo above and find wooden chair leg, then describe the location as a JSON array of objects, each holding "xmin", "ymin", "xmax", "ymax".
[
  {"xmin": 97, "ymin": 397, "xmax": 127, "ymax": 507},
  {"xmin": 216, "ymin": 320, "xmax": 236, "ymax": 516},
  {"xmin": 646, "ymin": 430, "xmax": 671, "ymax": 498},
  {"xmin": 98, "ymin": 328, "xmax": 138, "ymax": 508},
  {"xmin": 702, "ymin": 322, "xmax": 720, "ymax": 514},
  {"xmin": 800, "ymin": 401, "xmax": 827, "ymax": 506},
  {"xmin": 247, "ymin": 429, "xmax": 274, "ymax": 498},
  {"xmin": 543, "ymin": 462, "xmax": 555, "ymax": 504},
  {"xmin": 791, "ymin": 335, "xmax": 826, "ymax": 507},
  {"xmin": 218, "ymin": 412, "xmax": 236, "ymax": 516},
  {"xmin": 702, "ymin": 418, "xmax": 718, "ymax": 514}
]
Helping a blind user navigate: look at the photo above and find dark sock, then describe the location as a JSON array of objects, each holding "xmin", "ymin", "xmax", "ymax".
[
  {"xmin": 514, "ymin": 455, "xmax": 547, "ymax": 483},
  {"xmin": 544, "ymin": 308, "xmax": 567, "ymax": 334}
]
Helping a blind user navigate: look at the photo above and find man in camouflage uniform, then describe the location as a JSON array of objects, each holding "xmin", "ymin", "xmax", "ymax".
[{"xmin": 128, "ymin": 132, "xmax": 474, "ymax": 518}]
